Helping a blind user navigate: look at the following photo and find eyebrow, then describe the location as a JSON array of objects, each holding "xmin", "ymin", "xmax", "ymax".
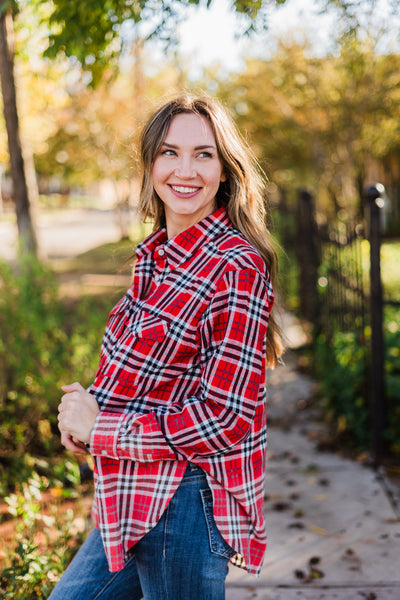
[{"xmin": 161, "ymin": 142, "xmax": 217, "ymax": 151}]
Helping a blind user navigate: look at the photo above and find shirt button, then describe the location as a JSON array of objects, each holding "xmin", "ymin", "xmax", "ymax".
[
  {"xmin": 157, "ymin": 248, "xmax": 165, "ymax": 257},
  {"xmin": 101, "ymin": 450, "xmax": 107, "ymax": 456}
]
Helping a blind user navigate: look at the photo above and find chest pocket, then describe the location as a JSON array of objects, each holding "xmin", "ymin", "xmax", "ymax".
[{"xmin": 129, "ymin": 311, "xmax": 169, "ymax": 342}]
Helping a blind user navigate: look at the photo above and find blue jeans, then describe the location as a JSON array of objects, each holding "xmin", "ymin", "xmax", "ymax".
[{"xmin": 48, "ymin": 464, "xmax": 235, "ymax": 599}]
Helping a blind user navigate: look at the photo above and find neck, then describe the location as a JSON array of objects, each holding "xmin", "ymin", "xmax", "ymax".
[{"xmin": 165, "ymin": 205, "xmax": 217, "ymax": 240}]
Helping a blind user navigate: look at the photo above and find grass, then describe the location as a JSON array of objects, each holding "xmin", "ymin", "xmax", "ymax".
[
  {"xmin": 381, "ymin": 240, "xmax": 400, "ymax": 301},
  {"xmin": 50, "ymin": 239, "xmax": 136, "ymax": 276},
  {"xmin": 49, "ymin": 220, "xmax": 154, "ymax": 275}
]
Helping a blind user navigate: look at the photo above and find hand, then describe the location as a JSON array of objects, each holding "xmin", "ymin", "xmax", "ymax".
[{"xmin": 58, "ymin": 382, "xmax": 100, "ymax": 447}]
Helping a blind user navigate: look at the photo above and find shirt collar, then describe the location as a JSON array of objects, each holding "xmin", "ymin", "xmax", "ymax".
[
  {"xmin": 135, "ymin": 228, "xmax": 167, "ymax": 259},
  {"xmin": 136, "ymin": 207, "xmax": 232, "ymax": 270}
]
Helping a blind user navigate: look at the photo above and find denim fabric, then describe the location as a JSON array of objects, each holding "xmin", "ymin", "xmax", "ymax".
[{"xmin": 48, "ymin": 464, "xmax": 235, "ymax": 600}]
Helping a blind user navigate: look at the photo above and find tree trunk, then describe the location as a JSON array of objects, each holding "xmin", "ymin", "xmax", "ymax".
[{"xmin": 0, "ymin": 3, "xmax": 37, "ymax": 254}]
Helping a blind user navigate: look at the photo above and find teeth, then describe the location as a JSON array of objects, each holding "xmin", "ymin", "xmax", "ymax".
[{"xmin": 171, "ymin": 186, "xmax": 199, "ymax": 193}]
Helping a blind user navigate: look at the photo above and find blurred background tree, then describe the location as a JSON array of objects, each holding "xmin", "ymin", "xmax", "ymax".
[
  {"xmin": 2, "ymin": 0, "xmax": 399, "ymax": 251},
  {"xmin": 0, "ymin": 0, "xmax": 38, "ymax": 252},
  {"xmin": 216, "ymin": 34, "xmax": 400, "ymax": 223},
  {"xmin": 2, "ymin": 0, "xmax": 269, "ymax": 254}
]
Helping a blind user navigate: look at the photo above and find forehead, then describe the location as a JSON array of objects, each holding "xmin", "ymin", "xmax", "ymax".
[{"xmin": 164, "ymin": 113, "xmax": 216, "ymax": 145}]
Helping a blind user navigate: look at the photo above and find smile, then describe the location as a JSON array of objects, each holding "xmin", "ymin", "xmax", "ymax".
[{"xmin": 170, "ymin": 185, "xmax": 201, "ymax": 194}]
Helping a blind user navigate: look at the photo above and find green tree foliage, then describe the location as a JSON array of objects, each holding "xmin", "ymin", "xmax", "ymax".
[
  {"xmin": 43, "ymin": 0, "xmax": 396, "ymax": 84},
  {"xmin": 216, "ymin": 34, "xmax": 400, "ymax": 218},
  {"xmin": 43, "ymin": 0, "xmax": 272, "ymax": 84},
  {"xmin": 1, "ymin": 2, "xmax": 72, "ymax": 165}
]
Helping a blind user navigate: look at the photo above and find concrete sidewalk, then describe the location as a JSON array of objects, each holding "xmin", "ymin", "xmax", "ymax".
[{"xmin": 226, "ymin": 318, "xmax": 400, "ymax": 599}]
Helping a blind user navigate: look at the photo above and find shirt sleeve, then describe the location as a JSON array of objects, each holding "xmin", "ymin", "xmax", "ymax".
[{"xmin": 89, "ymin": 268, "xmax": 274, "ymax": 462}]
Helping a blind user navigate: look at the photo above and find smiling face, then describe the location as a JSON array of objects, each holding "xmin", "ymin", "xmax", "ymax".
[{"xmin": 152, "ymin": 112, "xmax": 226, "ymax": 239}]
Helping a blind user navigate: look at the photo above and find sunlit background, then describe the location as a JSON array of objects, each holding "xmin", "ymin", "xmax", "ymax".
[{"xmin": 0, "ymin": 1, "xmax": 400, "ymax": 596}]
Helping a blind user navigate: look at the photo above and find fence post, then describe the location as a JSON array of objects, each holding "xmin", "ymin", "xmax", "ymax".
[
  {"xmin": 296, "ymin": 189, "xmax": 320, "ymax": 324},
  {"xmin": 366, "ymin": 184, "xmax": 386, "ymax": 464}
]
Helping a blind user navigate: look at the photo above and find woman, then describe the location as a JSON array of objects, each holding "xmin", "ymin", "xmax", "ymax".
[{"xmin": 52, "ymin": 94, "xmax": 283, "ymax": 600}]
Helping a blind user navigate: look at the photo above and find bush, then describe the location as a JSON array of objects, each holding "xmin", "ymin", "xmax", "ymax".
[
  {"xmin": 0, "ymin": 255, "xmax": 111, "ymax": 493},
  {"xmin": 0, "ymin": 257, "xmax": 67, "ymax": 480},
  {"xmin": 384, "ymin": 308, "xmax": 400, "ymax": 453},
  {"xmin": 314, "ymin": 308, "xmax": 400, "ymax": 454},
  {"xmin": 0, "ymin": 473, "xmax": 87, "ymax": 599},
  {"xmin": 314, "ymin": 329, "xmax": 370, "ymax": 450},
  {"xmin": 0, "ymin": 255, "xmax": 112, "ymax": 598}
]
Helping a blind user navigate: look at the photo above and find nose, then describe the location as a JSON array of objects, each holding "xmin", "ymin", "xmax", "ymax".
[
  {"xmin": 175, "ymin": 168, "xmax": 197, "ymax": 179},
  {"xmin": 174, "ymin": 157, "xmax": 196, "ymax": 179}
]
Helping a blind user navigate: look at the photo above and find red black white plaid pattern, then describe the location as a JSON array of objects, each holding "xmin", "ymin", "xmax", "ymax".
[{"xmin": 88, "ymin": 207, "xmax": 274, "ymax": 575}]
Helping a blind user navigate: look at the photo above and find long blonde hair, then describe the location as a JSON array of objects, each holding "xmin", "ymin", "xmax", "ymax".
[{"xmin": 138, "ymin": 94, "xmax": 283, "ymax": 367}]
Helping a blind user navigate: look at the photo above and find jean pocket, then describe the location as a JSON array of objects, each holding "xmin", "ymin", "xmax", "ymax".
[{"xmin": 200, "ymin": 488, "xmax": 236, "ymax": 560}]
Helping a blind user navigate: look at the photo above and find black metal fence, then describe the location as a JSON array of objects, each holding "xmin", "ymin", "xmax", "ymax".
[{"xmin": 283, "ymin": 184, "xmax": 399, "ymax": 463}]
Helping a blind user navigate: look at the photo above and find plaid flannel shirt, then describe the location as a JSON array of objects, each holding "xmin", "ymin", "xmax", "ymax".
[{"xmin": 88, "ymin": 207, "xmax": 274, "ymax": 575}]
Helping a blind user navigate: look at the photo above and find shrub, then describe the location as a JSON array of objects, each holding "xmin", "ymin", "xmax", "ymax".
[
  {"xmin": 0, "ymin": 255, "xmax": 111, "ymax": 598},
  {"xmin": 315, "ymin": 329, "xmax": 370, "ymax": 449},
  {"xmin": 0, "ymin": 255, "xmax": 110, "ymax": 493},
  {"xmin": 0, "ymin": 473, "xmax": 87, "ymax": 599},
  {"xmin": 314, "ymin": 308, "xmax": 400, "ymax": 453},
  {"xmin": 0, "ymin": 257, "xmax": 66, "ymax": 463},
  {"xmin": 384, "ymin": 308, "xmax": 400, "ymax": 453}
]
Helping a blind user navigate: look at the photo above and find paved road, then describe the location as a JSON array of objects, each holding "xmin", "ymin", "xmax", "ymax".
[{"xmin": 0, "ymin": 208, "xmax": 123, "ymax": 261}]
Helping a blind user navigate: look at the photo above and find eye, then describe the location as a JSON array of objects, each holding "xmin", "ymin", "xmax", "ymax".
[
  {"xmin": 160, "ymin": 149, "xmax": 177, "ymax": 157},
  {"xmin": 198, "ymin": 151, "xmax": 212, "ymax": 159}
]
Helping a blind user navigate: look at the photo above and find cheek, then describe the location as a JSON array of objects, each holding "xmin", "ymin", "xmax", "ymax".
[
  {"xmin": 151, "ymin": 163, "xmax": 159, "ymax": 185},
  {"xmin": 151, "ymin": 171, "xmax": 164, "ymax": 198},
  {"xmin": 151, "ymin": 164, "xmax": 168, "ymax": 202},
  {"xmin": 211, "ymin": 167, "xmax": 225, "ymax": 187},
  {"xmin": 151, "ymin": 159, "xmax": 166, "ymax": 182}
]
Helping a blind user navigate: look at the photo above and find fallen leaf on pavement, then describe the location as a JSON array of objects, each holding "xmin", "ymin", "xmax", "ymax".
[
  {"xmin": 309, "ymin": 524, "xmax": 329, "ymax": 535},
  {"xmin": 313, "ymin": 494, "xmax": 328, "ymax": 501}
]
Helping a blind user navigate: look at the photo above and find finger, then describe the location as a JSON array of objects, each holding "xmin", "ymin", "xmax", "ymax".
[
  {"xmin": 61, "ymin": 432, "xmax": 86, "ymax": 454},
  {"xmin": 58, "ymin": 411, "xmax": 74, "ymax": 432},
  {"xmin": 58, "ymin": 413, "xmax": 68, "ymax": 432},
  {"xmin": 61, "ymin": 382, "xmax": 85, "ymax": 393},
  {"xmin": 72, "ymin": 436, "xmax": 88, "ymax": 450},
  {"xmin": 59, "ymin": 393, "xmax": 77, "ymax": 407},
  {"xmin": 59, "ymin": 389, "xmax": 82, "ymax": 409}
]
